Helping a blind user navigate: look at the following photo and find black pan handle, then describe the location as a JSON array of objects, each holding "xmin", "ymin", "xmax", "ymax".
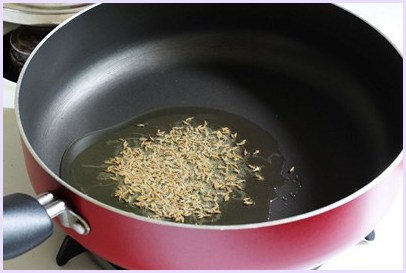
[
  {"xmin": 3, "ymin": 193, "xmax": 53, "ymax": 260},
  {"xmin": 3, "ymin": 192, "xmax": 90, "ymax": 260}
]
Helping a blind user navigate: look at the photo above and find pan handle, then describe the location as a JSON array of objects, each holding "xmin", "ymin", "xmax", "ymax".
[{"xmin": 3, "ymin": 192, "xmax": 90, "ymax": 260}]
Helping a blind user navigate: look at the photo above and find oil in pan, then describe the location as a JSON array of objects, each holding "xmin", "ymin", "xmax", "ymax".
[{"xmin": 60, "ymin": 107, "xmax": 287, "ymax": 225}]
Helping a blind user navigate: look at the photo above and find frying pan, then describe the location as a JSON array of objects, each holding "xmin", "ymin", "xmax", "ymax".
[{"xmin": 3, "ymin": 3, "xmax": 403, "ymax": 269}]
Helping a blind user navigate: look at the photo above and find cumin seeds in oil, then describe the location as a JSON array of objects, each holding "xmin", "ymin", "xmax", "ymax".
[{"xmin": 60, "ymin": 108, "xmax": 286, "ymax": 225}]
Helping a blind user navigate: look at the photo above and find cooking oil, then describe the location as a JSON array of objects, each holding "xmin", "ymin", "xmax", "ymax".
[{"xmin": 60, "ymin": 107, "xmax": 286, "ymax": 225}]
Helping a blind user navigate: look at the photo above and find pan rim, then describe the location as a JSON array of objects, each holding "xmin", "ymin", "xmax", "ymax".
[{"xmin": 14, "ymin": 2, "xmax": 403, "ymax": 231}]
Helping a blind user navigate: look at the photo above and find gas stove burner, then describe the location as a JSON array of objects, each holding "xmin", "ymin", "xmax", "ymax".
[
  {"xmin": 10, "ymin": 26, "xmax": 53, "ymax": 62},
  {"xmin": 8, "ymin": 25, "xmax": 54, "ymax": 81}
]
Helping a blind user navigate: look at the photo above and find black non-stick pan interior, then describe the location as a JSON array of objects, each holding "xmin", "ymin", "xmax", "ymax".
[{"xmin": 18, "ymin": 4, "xmax": 402, "ymax": 222}]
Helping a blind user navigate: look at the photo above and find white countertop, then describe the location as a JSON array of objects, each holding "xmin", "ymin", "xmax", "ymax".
[{"xmin": 2, "ymin": 3, "xmax": 403, "ymax": 270}]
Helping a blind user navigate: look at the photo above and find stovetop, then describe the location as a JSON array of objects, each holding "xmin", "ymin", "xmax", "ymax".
[{"xmin": 2, "ymin": 3, "xmax": 403, "ymax": 270}]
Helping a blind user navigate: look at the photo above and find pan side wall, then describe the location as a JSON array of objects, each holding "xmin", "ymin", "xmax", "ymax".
[{"xmin": 22, "ymin": 141, "xmax": 403, "ymax": 269}]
